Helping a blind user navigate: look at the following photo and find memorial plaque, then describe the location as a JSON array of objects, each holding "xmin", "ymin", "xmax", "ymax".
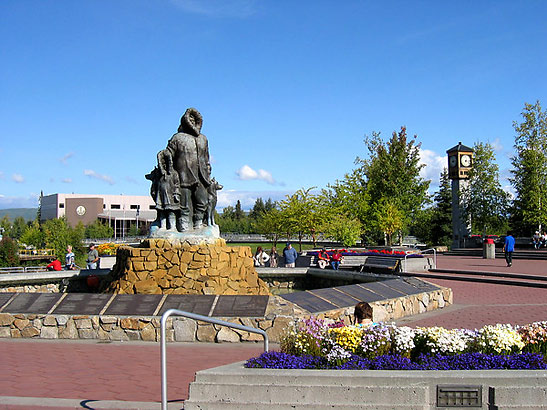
[
  {"xmin": 0, "ymin": 293, "xmax": 15, "ymax": 311},
  {"xmin": 361, "ymin": 280, "xmax": 406, "ymax": 299},
  {"xmin": 159, "ymin": 295, "xmax": 215, "ymax": 317},
  {"xmin": 309, "ymin": 288, "xmax": 360, "ymax": 308},
  {"xmin": 404, "ymin": 277, "xmax": 439, "ymax": 292},
  {"xmin": 281, "ymin": 291, "xmax": 338, "ymax": 313},
  {"xmin": 53, "ymin": 293, "xmax": 112, "ymax": 315},
  {"xmin": 335, "ymin": 284, "xmax": 384, "ymax": 303},
  {"xmin": 3, "ymin": 293, "xmax": 63, "ymax": 314},
  {"xmin": 212, "ymin": 295, "xmax": 269, "ymax": 317},
  {"xmin": 104, "ymin": 294, "xmax": 163, "ymax": 316},
  {"xmin": 382, "ymin": 279, "xmax": 423, "ymax": 296}
]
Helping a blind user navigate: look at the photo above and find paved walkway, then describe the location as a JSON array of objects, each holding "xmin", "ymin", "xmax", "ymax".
[{"xmin": 0, "ymin": 254, "xmax": 546, "ymax": 409}]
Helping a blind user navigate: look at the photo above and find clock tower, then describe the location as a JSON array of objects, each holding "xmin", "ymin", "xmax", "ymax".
[{"xmin": 446, "ymin": 142, "xmax": 474, "ymax": 248}]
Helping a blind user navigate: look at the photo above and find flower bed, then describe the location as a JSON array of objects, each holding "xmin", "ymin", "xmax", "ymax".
[
  {"xmin": 307, "ymin": 249, "xmax": 424, "ymax": 258},
  {"xmin": 245, "ymin": 318, "xmax": 547, "ymax": 370},
  {"xmin": 96, "ymin": 242, "xmax": 120, "ymax": 256}
]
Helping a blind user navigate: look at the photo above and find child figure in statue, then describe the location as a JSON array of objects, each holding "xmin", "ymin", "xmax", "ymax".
[{"xmin": 146, "ymin": 149, "xmax": 180, "ymax": 230}]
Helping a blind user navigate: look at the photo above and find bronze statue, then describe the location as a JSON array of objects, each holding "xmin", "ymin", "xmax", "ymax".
[{"xmin": 148, "ymin": 108, "xmax": 221, "ymax": 236}]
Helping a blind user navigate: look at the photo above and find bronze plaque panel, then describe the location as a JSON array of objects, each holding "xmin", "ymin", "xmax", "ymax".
[
  {"xmin": 53, "ymin": 294, "xmax": 112, "ymax": 315},
  {"xmin": 309, "ymin": 288, "xmax": 360, "ymax": 308},
  {"xmin": 360, "ymin": 280, "xmax": 406, "ymax": 299},
  {"xmin": 159, "ymin": 295, "xmax": 215, "ymax": 317},
  {"xmin": 3, "ymin": 293, "xmax": 63, "ymax": 314},
  {"xmin": 404, "ymin": 277, "xmax": 439, "ymax": 292},
  {"xmin": 335, "ymin": 284, "xmax": 384, "ymax": 303},
  {"xmin": 212, "ymin": 295, "xmax": 269, "ymax": 317},
  {"xmin": 0, "ymin": 293, "xmax": 15, "ymax": 310},
  {"xmin": 382, "ymin": 278, "xmax": 422, "ymax": 296},
  {"xmin": 104, "ymin": 294, "xmax": 163, "ymax": 316},
  {"xmin": 281, "ymin": 291, "xmax": 338, "ymax": 313}
]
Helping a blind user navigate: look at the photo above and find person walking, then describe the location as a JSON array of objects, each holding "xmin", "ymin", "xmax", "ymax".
[
  {"xmin": 283, "ymin": 242, "xmax": 298, "ymax": 268},
  {"xmin": 503, "ymin": 231, "xmax": 515, "ymax": 267}
]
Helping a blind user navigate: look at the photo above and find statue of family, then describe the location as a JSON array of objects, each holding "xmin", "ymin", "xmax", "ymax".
[{"xmin": 146, "ymin": 108, "xmax": 223, "ymax": 234}]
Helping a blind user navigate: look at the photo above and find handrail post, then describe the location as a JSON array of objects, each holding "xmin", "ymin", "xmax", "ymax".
[{"xmin": 160, "ymin": 308, "xmax": 269, "ymax": 410}]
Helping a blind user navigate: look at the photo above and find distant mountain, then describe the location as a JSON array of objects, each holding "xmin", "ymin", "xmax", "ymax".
[{"xmin": 0, "ymin": 208, "xmax": 38, "ymax": 221}]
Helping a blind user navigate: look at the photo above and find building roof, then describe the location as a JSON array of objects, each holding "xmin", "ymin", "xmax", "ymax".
[{"xmin": 446, "ymin": 141, "xmax": 474, "ymax": 154}]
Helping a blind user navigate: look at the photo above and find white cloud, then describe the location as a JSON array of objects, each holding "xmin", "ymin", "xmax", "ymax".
[
  {"xmin": 59, "ymin": 152, "xmax": 75, "ymax": 165},
  {"xmin": 236, "ymin": 165, "xmax": 276, "ymax": 185},
  {"xmin": 62, "ymin": 178, "xmax": 72, "ymax": 183},
  {"xmin": 490, "ymin": 138, "xmax": 504, "ymax": 153},
  {"xmin": 419, "ymin": 148, "xmax": 446, "ymax": 187},
  {"xmin": 83, "ymin": 169, "xmax": 114, "ymax": 185},
  {"xmin": 0, "ymin": 194, "xmax": 39, "ymax": 209},
  {"xmin": 171, "ymin": 0, "xmax": 258, "ymax": 18},
  {"xmin": 12, "ymin": 173, "xmax": 25, "ymax": 183}
]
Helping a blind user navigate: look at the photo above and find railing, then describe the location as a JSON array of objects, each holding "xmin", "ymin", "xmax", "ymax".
[
  {"xmin": 0, "ymin": 266, "xmax": 48, "ymax": 274},
  {"xmin": 403, "ymin": 248, "xmax": 436, "ymax": 271},
  {"xmin": 160, "ymin": 309, "xmax": 269, "ymax": 410},
  {"xmin": 18, "ymin": 249, "xmax": 55, "ymax": 259}
]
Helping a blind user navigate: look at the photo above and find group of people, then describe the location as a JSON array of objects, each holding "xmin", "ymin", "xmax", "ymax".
[
  {"xmin": 532, "ymin": 231, "xmax": 547, "ymax": 249},
  {"xmin": 317, "ymin": 248, "xmax": 344, "ymax": 270},
  {"xmin": 253, "ymin": 242, "xmax": 299, "ymax": 268},
  {"xmin": 45, "ymin": 243, "xmax": 100, "ymax": 271}
]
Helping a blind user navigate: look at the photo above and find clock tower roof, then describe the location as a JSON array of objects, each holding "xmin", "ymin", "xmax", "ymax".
[{"xmin": 446, "ymin": 141, "xmax": 474, "ymax": 154}]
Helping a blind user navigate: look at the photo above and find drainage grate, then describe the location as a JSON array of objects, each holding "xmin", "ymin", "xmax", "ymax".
[{"xmin": 437, "ymin": 385, "xmax": 482, "ymax": 407}]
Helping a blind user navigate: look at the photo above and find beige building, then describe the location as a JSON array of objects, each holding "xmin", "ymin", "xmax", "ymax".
[{"xmin": 40, "ymin": 193, "xmax": 156, "ymax": 238}]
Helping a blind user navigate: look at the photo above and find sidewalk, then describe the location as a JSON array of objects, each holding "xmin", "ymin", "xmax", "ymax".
[{"xmin": 1, "ymin": 254, "xmax": 545, "ymax": 409}]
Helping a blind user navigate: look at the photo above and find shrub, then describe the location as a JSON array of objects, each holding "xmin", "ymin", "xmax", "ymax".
[{"xmin": 0, "ymin": 237, "xmax": 19, "ymax": 267}]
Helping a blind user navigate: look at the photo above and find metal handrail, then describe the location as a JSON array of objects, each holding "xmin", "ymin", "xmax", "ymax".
[
  {"xmin": 403, "ymin": 248, "xmax": 436, "ymax": 271},
  {"xmin": 160, "ymin": 308, "xmax": 269, "ymax": 410}
]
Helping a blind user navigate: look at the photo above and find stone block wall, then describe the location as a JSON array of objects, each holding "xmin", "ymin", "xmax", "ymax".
[
  {"xmin": 103, "ymin": 239, "xmax": 270, "ymax": 295},
  {"xmin": 0, "ymin": 287, "xmax": 452, "ymax": 343}
]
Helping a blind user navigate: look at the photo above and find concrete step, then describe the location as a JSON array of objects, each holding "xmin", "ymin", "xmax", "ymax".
[{"xmin": 184, "ymin": 402, "xmax": 427, "ymax": 409}]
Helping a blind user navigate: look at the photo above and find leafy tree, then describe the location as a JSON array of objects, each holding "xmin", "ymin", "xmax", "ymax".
[
  {"xmin": 510, "ymin": 101, "xmax": 547, "ymax": 234},
  {"xmin": 234, "ymin": 200, "xmax": 245, "ymax": 220},
  {"xmin": 20, "ymin": 221, "xmax": 44, "ymax": 248},
  {"xmin": 320, "ymin": 212, "xmax": 362, "ymax": 247},
  {"xmin": 85, "ymin": 220, "xmax": 114, "ymax": 239},
  {"xmin": 11, "ymin": 217, "xmax": 28, "ymax": 240},
  {"xmin": 255, "ymin": 207, "xmax": 284, "ymax": 247},
  {"xmin": 0, "ymin": 216, "xmax": 12, "ymax": 238},
  {"xmin": 42, "ymin": 218, "xmax": 74, "ymax": 259},
  {"xmin": 373, "ymin": 198, "xmax": 404, "ymax": 246},
  {"xmin": 249, "ymin": 198, "xmax": 266, "ymax": 220},
  {"xmin": 462, "ymin": 142, "xmax": 510, "ymax": 235},
  {"xmin": 264, "ymin": 198, "xmax": 276, "ymax": 212},
  {"xmin": 279, "ymin": 187, "xmax": 322, "ymax": 250},
  {"xmin": 357, "ymin": 127, "xmax": 430, "ymax": 241},
  {"xmin": 0, "ymin": 237, "xmax": 19, "ymax": 267}
]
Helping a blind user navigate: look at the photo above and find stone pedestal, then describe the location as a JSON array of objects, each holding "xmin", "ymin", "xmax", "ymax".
[{"xmin": 103, "ymin": 238, "xmax": 270, "ymax": 295}]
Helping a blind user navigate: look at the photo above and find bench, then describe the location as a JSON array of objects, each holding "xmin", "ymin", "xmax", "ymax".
[
  {"xmin": 360, "ymin": 256, "xmax": 400, "ymax": 273},
  {"xmin": 308, "ymin": 255, "xmax": 366, "ymax": 269}
]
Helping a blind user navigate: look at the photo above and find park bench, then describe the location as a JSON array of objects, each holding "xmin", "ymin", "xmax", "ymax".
[
  {"xmin": 308, "ymin": 255, "xmax": 366, "ymax": 269},
  {"xmin": 359, "ymin": 256, "xmax": 400, "ymax": 273}
]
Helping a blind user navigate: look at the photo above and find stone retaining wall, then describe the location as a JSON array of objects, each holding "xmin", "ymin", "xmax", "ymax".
[
  {"xmin": 103, "ymin": 239, "xmax": 270, "ymax": 295},
  {"xmin": 0, "ymin": 287, "xmax": 452, "ymax": 343}
]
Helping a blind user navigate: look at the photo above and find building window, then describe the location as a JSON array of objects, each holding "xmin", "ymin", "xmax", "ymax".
[
  {"xmin": 149, "ymin": 205, "xmax": 156, "ymax": 210},
  {"xmin": 59, "ymin": 203, "xmax": 64, "ymax": 208},
  {"xmin": 130, "ymin": 205, "xmax": 139, "ymax": 210},
  {"xmin": 111, "ymin": 204, "xmax": 121, "ymax": 209}
]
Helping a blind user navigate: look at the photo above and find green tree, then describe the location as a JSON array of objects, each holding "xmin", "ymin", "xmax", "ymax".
[
  {"xmin": 0, "ymin": 237, "xmax": 19, "ymax": 267},
  {"xmin": 255, "ymin": 207, "xmax": 284, "ymax": 247},
  {"xmin": 462, "ymin": 142, "xmax": 510, "ymax": 235},
  {"xmin": 279, "ymin": 187, "xmax": 322, "ymax": 250},
  {"xmin": 234, "ymin": 200, "xmax": 245, "ymax": 220},
  {"xmin": 430, "ymin": 168, "xmax": 453, "ymax": 246},
  {"xmin": 357, "ymin": 127, "xmax": 430, "ymax": 241},
  {"xmin": 11, "ymin": 217, "xmax": 28, "ymax": 240},
  {"xmin": 510, "ymin": 101, "xmax": 547, "ymax": 234},
  {"xmin": 373, "ymin": 198, "xmax": 404, "ymax": 246},
  {"xmin": 249, "ymin": 198, "xmax": 266, "ymax": 220},
  {"xmin": 85, "ymin": 220, "xmax": 114, "ymax": 239},
  {"xmin": 20, "ymin": 221, "xmax": 44, "ymax": 248},
  {"xmin": 320, "ymin": 212, "xmax": 363, "ymax": 247},
  {"xmin": 42, "ymin": 218, "xmax": 73, "ymax": 259},
  {"xmin": 0, "ymin": 216, "xmax": 12, "ymax": 238}
]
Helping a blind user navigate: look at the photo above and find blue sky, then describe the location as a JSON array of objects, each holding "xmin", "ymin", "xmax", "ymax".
[{"xmin": 1, "ymin": 0, "xmax": 546, "ymax": 210}]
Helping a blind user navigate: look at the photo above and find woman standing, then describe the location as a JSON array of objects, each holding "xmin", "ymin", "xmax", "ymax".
[
  {"xmin": 269, "ymin": 247, "xmax": 278, "ymax": 268},
  {"xmin": 253, "ymin": 246, "xmax": 270, "ymax": 267}
]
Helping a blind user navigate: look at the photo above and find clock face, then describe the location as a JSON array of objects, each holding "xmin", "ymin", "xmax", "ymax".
[
  {"xmin": 460, "ymin": 154, "xmax": 471, "ymax": 167},
  {"xmin": 76, "ymin": 205, "xmax": 86, "ymax": 216},
  {"xmin": 449, "ymin": 156, "xmax": 457, "ymax": 167}
]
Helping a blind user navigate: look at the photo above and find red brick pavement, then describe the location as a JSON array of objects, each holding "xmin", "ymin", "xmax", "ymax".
[
  {"xmin": 0, "ymin": 340, "xmax": 264, "ymax": 408},
  {"xmin": 396, "ymin": 254, "xmax": 547, "ymax": 329}
]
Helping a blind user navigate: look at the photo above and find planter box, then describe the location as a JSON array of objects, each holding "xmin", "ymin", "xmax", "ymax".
[{"xmin": 185, "ymin": 361, "xmax": 547, "ymax": 409}]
